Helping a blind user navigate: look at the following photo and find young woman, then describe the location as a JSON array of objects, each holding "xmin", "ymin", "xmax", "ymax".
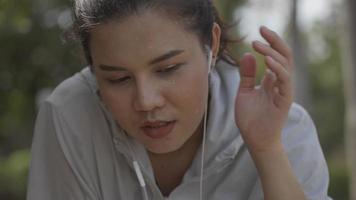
[{"xmin": 27, "ymin": 0, "xmax": 331, "ymax": 199}]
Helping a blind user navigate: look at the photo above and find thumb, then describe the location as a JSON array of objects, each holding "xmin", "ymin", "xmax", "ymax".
[{"xmin": 239, "ymin": 53, "xmax": 257, "ymax": 92}]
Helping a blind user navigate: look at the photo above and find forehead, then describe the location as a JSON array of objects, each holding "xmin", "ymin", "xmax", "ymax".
[{"xmin": 89, "ymin": 10, "xmax": 202, "ymax": 65}]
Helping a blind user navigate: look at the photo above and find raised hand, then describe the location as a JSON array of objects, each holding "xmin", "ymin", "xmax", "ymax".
[{"xmin": 235, "ymin": 26, "xmax": 294, "ymax": 153}]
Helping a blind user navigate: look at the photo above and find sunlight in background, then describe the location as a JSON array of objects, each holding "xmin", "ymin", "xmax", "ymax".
[{"xmin": 236, "ymin": 0, "xmax": 336, "ymax": 42}]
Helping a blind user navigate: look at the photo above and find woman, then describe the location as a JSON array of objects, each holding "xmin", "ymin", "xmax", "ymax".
[{"xmin": 27, "ymin": 0, "xmax": 331, "ymax": 199}]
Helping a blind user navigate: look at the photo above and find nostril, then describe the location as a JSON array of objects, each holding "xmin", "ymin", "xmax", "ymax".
[
  {"xmin": 133, "ymin": 93, "xmax": 165, "ymax": 112},
  {"xmin": 133, "ymin": 81, "xmax": 166, "ymax": 111}
]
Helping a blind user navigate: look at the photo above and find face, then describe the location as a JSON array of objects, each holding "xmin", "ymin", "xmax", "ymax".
[{"xmin": 90, "ymin": 11, "xmax": 213, "ymax": 154}]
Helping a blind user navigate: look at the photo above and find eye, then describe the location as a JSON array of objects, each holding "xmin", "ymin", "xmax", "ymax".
[
  {"xmin": 108, "ymin": 76, "xmax": 131, "ymax": 84},
  {"xmin": 158, "ymin": 63, "xmax": 184, "ymax": 73}
]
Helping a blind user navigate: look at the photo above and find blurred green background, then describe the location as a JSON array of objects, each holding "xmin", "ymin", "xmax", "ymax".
[{"xmin": 0, "ymin": 0, "xmax": 353, "ymax": 199}]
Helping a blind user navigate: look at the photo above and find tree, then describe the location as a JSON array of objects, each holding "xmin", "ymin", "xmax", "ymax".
[
  {"xmin": 214, "ymin": 0, "xmax": 246, "ymax": 22},
  {"xmin": 289, "ymin": 0, "xmax": 312, "ymax": 110},
  {"xmin": 0, "ymin": 0, "xmax": 82, "ymax": 199},
  {"xmin": 341, "ymin": 0, "xmax": 356, "ymax": 199},
  {"xmin": 0, "ymin": 1, "xmax": 248, "ymax": 199}
]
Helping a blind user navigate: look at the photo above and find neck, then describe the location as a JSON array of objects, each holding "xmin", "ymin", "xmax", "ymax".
[
  {"xmin": 148, "ymin": 121, "xmax": 204, "ymax": 196},
  {"xmin": 149, "ymin": 124, "xmax": 203, "ymax": 159}
]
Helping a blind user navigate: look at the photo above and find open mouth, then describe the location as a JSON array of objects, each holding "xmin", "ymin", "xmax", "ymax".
[{"xmin": 141, "ymin": 121, "xmax": 176, "ymax": 139}]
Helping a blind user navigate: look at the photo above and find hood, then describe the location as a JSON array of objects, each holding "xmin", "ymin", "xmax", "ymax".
[
  {"xmin": 80, "ymin": 60, "xmax": 245, "ymax": 181},
  {"xmin": 183, "ymin": 60, "xmax": 244, "ymax": 180}
]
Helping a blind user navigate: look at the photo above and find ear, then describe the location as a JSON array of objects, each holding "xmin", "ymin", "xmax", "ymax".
[{"xmin": 211, "ymin": 22, "xmax": 222, "ymax": 65}]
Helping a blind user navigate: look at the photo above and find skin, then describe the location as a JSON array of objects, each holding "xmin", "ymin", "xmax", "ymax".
[
  {"xmin": 237, "ymin": 27, "xmax": 306, "ymax": 200},
  {"xmin": 89, "ymin": 9, "xmax": 306, "ymax": 199},
  {"xmin": 91, "ymin": 11, "xmax": 210, "ymax": 154},
  {"xmin": 90, "ymin": 10, "xmax": 220, "ymax": 195}
]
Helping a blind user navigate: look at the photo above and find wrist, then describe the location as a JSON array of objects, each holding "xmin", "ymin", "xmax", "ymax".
[
  {"xmin": 246, "ymin": 140, "xmax": 307, "ymax": 200},
  {"xmin": 248, "ymin": 140, "xmax": 288, "ymax": 182},
  {"xmin": 244, "ymin": 137, "xmax": 284, "ymax": 156}
]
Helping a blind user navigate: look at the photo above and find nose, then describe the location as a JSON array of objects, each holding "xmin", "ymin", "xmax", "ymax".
[{"xmin": 133, "ymin": 79, "xmax": 165, "ymax": 112}]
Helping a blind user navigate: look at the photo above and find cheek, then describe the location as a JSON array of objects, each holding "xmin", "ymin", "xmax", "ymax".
[
  {"xmin": 182, "ymin": 65, "xmax": 209, "ymax": 96},
  {"xmin": 100, "ymin": 88, "xmax": 136, "ymax": 127},
  {"xmin": 169, "ymin": 65, "xmax": 209, "ymax": 115}
]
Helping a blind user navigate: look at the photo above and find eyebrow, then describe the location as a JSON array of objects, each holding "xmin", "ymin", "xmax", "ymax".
[
  {"xmin": 98, "ymin": 49, "xmax": 185, "ymax": 72},
  {"xmin": 98, "ymin": 64, "xmax": 126, "ymax": 71},
  {"xmin": 148, "ymin": 49, "xmax": 184, "ymax": 65}
]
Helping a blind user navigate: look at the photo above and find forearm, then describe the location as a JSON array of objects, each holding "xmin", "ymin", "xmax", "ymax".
[{"xmin": 249, "ymin": 141, "xmax": 307, "ymax": 200}]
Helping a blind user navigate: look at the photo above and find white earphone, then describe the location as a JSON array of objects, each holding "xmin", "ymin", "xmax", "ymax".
[
  {"xmin": 112, "ymin": 46, "xmax": 214, "ymax": 200},
  {"xmin": 205, "ymin": 45, "xmax": 214, "ymax": 74},
  {"xmin": 198, "ymin": 45, "xmax": 214, "ymax": 200}
]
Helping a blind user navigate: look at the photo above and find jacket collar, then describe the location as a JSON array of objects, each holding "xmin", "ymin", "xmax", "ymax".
[
  {"xmin": 81, "ymin": 61, "xmax": 244, "ymax": 180},
  {"xmin": 183, "ymin": 61, "xmax": 244, "ymax": 179}
]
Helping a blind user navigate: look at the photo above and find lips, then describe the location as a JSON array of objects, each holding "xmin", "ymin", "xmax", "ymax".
[{"xmin": 141, "ymin": 121, "xmax": 176, "ymax": 139}]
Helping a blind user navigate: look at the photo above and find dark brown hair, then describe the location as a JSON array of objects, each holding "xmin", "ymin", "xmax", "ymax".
[{"xmin": 70, "ymin": 0, "xmax": 238, "ymax": 66}]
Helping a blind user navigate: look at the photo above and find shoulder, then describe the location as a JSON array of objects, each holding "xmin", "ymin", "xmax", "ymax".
[
  {"xmin": 46, "ymin": 68, "xmax": 98, "ymax": 111},
  {"xmin": 282, "ymin": 104, "xmax": 331, "ymax": 199},
  {"xmin": 42, "ymin": 68, "xmax": 104, "ymax": 125},
  {"xmin": 282, "ymin": 103, "xmax": 318, "ymax": 147},
  {"xmin": 282, "ymin": 103, "xmax": 327, "ymax": 175},
  {"xmin": 38, "ymin": 67, "xmax": 106, "ymax": 141},
  {"xmin": 285, "ymin": 103, "xmax": 312, "ymax": 130},
  {"xmin": 34, "ymin": 68, "xmax": 114, "ymax": 166}
]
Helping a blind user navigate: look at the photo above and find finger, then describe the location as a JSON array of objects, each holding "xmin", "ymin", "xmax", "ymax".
[
  {"xmin": 260, "ymin": 26, "xmax": 293, "ymax": 70},
  {"xmin": 252, "ymin": 41, "xmax": 289, "ymax": 68},
  {"xmin": 265, "ymin": 56, "xmax": 292, "ymax": 97},
  {"xmin": 273, "ymin": 91, "xmax": 287, "ymax": 109},
  {"xmin": 239, "ymin": 53, "xmax": 257, "ymax": 92},
  {"xmin": 273, "ymin": 88, "xmax": 292, "ymax": 109},
  {"xmin": 261, "ymin": 69, "xmax": 277, "ymax": 98}
]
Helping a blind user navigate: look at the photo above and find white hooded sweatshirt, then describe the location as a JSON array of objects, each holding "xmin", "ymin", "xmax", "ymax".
[{"xmin": 27, "ymin": 61, "xmax": 331, "ymax": 200}]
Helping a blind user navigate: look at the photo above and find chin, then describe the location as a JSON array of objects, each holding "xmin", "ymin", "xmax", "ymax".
[{"xmin": 145, "ymin": 141, "xmax": 183, "ymax": 154}]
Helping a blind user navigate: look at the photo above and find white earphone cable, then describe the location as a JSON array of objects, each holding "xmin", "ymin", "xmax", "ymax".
[
  {"xmin": 122, "ymin": 130, "xmax": 149, "ymax": 200},
  {"xmin": 123, "ymin": 48, "xmax": 213, "ymax": 200},
  {"xmin": 199, "ymin": 103, "xmax": 208, "ymax": 200},
  {"xmin": 199, "ymin": 48, "xmax": 213, "ymax": 200}
]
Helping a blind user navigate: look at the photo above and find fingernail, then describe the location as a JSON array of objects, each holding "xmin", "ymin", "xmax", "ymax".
[
  {"xmin": 261, "ymin": 26, "xmax": 273, "ymax": 34},
  {"xmin": 261, "ymin": 26, "xmax": 269, "ymax": 31},
  {"xmin": 253, "ymin": 41, "xmax": 263, "ymax": 47},
  {"xmin": 243, "ymin": 52, "xmax": 253, "ymax": 58},
  {"xmin": 268, "ymin": 70, "xmax": 277, "ymax": 81},
  {"xmin": 266, "ymin": 56, "xmax": 273, "ymax": 62}
]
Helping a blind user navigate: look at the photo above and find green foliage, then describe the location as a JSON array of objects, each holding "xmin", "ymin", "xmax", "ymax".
[
  {"xmin": 214, "ymin": 0, "xmax": 246, "ymax": 22},
  {"xmin": 308, "ymin": 20, "xmax": 345, "ymax": 156},
  {"xmin": 0, "ymin": 150, "xmax": 30, "ymax": 200},
  {"xmin": 0, "ymin": 0, "xmax": 349, "ymax": 199},
  {"xmin": 328, "ymin": 157, "xmax": 350, "ymax": 200},
  {"xmin": 307, "ymin": 18, "xmax": 348, "ymax": 200},
  {"xmin": 0, "ymin": 0, "xmax": 82, "ymax": 199},
  {"xmin": 0, "ymin": 0, "xmax": 83, "ymax": 152}
]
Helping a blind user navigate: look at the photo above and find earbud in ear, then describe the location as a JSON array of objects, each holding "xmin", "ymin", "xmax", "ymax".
[
  {"xmin": 204, "ymin": 45, "xmax": 214, "ymax": 74},
  {"xmin": 207, "ymin": 49, "xmax": 213, "ymax": 74}
]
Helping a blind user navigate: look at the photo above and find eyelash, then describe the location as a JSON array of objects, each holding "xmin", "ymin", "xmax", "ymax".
[
  {"xmin": 108, "ymin": 77, "xmax": 130, "ymax": 84},
  {"xmin": 158, "ymin": 63, "xmax": 183, "ymax": 73},
  {"xmin": 107, "ymin": 63, "xmax": 184, "ymax": 85}
]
